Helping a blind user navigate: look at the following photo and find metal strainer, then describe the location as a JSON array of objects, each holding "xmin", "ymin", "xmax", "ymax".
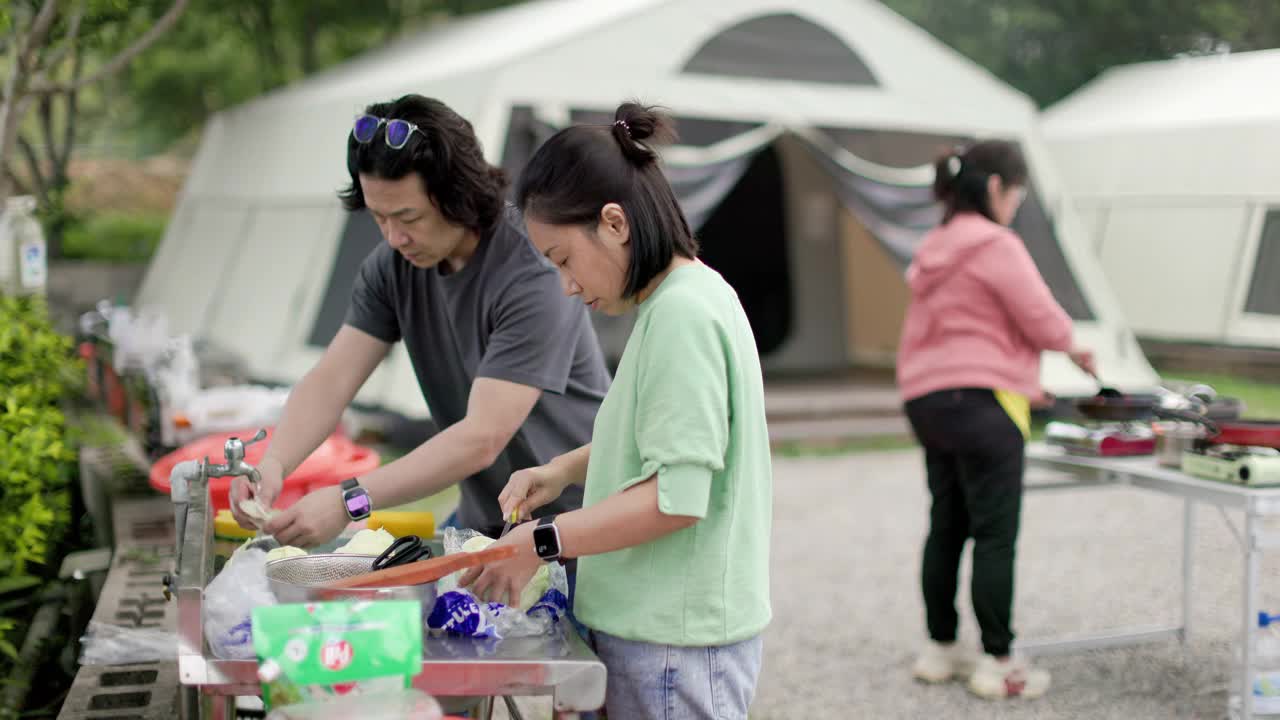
[{"xmin": 265, "ymin": 554, "xmax": 438, "ymax": 609}]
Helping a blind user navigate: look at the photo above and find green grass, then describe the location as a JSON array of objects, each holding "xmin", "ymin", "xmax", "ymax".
[
  {"xmin": 773, "ymin": 372, "xmax": 1280, "ymax": 459},
  {"xmin": 1162, "ymin": 372, "xmax": 1280, "ymax": 419},
  {"xmin": 773, "ymin": 434, "xmax": 918, "ymax": 458},
  {"xmin": 62, "ymin": 211, "xmax": 167, "ymax": 261}
]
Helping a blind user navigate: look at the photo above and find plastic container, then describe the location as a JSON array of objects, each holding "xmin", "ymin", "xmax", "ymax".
[
  {"xmin": 367, "ymin": 511, "xmax": 436, "ymax": 540},
  {"xmin": 1245, "ymin": 612, "xmax": 1280, "ymax": 714},
  {"xmin": 264, "ymin": 690, "xmax": 445, "ymax": 720},
  {"xmin": 166, "ymin": 385, "xmax": 293, "ymax": 448},
  {"xmin": 149, "ymin": 427, "xmax": 380, "ymax": 511}
]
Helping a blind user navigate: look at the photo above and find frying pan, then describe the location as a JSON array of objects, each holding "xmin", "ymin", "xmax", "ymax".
[
  {"xmin": 1073, "ymin": 392, "xmax": 1162, "ymax": 422},
  {"xmin": 1073, "ymin": 384, "xmax": 1243, "ymax": 425},
  {"xmin": 327, "ymin": 543, "xmax": 517, "ymax": 590}
]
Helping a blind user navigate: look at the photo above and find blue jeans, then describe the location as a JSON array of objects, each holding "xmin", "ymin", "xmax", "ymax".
[{"xmin": 590, "ymin": 632, "xmax": 764, "ymax": 720}]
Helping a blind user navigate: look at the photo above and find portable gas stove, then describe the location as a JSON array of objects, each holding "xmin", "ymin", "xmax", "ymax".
[
  {"xmin": 1045, "ymin": 421, "xmax": 1156, "ymax": 457},
  {"xmin": 1181, "ymin": 444, "xmax": 1280, "ymax": 487}
]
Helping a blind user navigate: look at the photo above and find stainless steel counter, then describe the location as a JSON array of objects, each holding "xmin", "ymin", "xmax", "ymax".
[{"xmin": 174, "ymin": 476, "xmax": 604, "ymax": 719}]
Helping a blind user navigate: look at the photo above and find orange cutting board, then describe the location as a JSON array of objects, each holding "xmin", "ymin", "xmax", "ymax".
[{"xmin": 326, "ymin": 545, "xmax": 517, "ymax": 589}]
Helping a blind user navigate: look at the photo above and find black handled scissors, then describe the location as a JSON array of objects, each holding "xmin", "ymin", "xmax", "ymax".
[{"xmin": 371, "ymin": 534, "xmax": 433, "ymax": 571}]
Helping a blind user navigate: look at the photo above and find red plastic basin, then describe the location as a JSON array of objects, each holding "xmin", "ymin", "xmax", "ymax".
[{"xmin": 149, "ymin": 426, "xmax": 380, "ymax": 511}]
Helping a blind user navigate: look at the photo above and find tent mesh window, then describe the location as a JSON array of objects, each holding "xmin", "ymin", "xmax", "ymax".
[
  {"xmin": 308, "ymin": 211, "xmax": 383, "ymax": 348},
  {"xmin": 566, "ymin": 109, "xmax": 764, "ymax": 148},
  {"xmin": 681, "ymin": 12, "xmax": 879, "ymax": 86},
  {"xmin": 1245, "ymin": 209, "xmax": 1280, "ymax": 316},
  {"xmin": 819, "ymin": 127, "xmax": 971, "ymax": 169}
]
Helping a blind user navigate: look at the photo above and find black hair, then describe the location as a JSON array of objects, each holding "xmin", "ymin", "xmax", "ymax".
[
  {"xmin": 339, "ymin": 94, "xmax": 507, "ymax": 235},
  {"xmin": 933, "ymin": 140, "xmax": 1028, "ymax": 224},
  {"xmin": 514, "ymin": 101, "xmax": 698, "ymax": 299}
]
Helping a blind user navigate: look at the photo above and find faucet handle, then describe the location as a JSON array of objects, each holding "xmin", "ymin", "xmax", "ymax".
[{"xmin": 223, "ymin": 428, "xmax": 268, "ymax": 464}]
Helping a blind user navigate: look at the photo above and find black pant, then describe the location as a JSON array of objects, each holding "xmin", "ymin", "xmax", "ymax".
[{"xmin": 905, "ymin": 388, "xmax": 1025, "ymax": 657}]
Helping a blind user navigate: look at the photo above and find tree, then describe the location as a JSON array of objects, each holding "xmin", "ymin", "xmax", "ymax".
[
  {"xmin": 0, "ymin": 0, "xmax": 190, "ymax": 254},
  {"xmin": 881, "ymin": 0, "xmax": 1280, "ymax": 108},
  {"xmin": 111, "ymin": 0, "xmax": 525, "ymax": 157}
]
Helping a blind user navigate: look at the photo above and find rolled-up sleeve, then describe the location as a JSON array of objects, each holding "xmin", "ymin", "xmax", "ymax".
[{"xmin": 617, "ymin": 300, "xmax": 728, "ymax": 518}]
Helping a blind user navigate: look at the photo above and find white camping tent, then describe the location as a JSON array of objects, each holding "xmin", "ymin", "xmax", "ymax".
[
  {"xmin": 1042, "ymin": 49, "xmax": 1280, "ymax": 349},
  {"xmin": 138, "ymin": 0, "xmax": 1157, "ymax": 418}
]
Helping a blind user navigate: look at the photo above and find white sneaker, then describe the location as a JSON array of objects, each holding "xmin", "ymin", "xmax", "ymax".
[
  {"xmin": 912, "ymin": 641, "xmax": 979, "ymax": 683},
  {"xmin": 966, "ymin": 654, "xmax": 1051, "ymax": 699}
]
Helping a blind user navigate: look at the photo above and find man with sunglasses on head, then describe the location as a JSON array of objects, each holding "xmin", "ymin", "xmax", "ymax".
[{"xmin": 228, "ymin": 94, "xmax": 610, "ymax": 552}]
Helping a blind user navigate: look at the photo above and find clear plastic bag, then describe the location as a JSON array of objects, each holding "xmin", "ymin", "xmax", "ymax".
[
  {"xmin": 79, "ymin": 621, "xmax": 176, "ymax": 665},
  {"xmin": 266, "ymin": 689, "xmax": 443, "ymax": 720},
  {"xmin": 168, "ymin": 384, "xmax": 291, "ymax": 446},
  {"xmin": 427, "ymin": 528, "xmax": 568, "ymax": 640},
  {"xmin": 204, "ymin": 543, "xmax": 277, "ymax": 659}
]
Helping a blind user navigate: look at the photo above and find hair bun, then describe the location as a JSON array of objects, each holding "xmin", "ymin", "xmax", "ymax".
[{"xmin": 611, "ymin": 101, "xmax": 678, "ymax": 166}]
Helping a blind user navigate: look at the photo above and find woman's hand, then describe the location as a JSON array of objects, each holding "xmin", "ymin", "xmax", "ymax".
[
  {"xmin": 499, "ymin": 464, "xmax": 570, "ymax": 521},
  {"xmin": 459, "ymin": 523, "xmax": 542, "ymax": 608},
  {"xmin": 1069, "ymin": 347, "xmax": 1097, "ymax": 378}
]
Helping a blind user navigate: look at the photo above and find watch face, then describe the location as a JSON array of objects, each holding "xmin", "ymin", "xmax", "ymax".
[
  {"xmin": 344, "ymin": 491, "xmax": 371, "ymax": 517},
  {"xmin": 533, "ymin": 525, "xmax": 559, "ymax": 558}
]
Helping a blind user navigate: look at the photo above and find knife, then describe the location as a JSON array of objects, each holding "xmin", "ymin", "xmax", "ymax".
[{"xmin": 499, "ymin": 506, "xmax": 520, "ymax": 538}]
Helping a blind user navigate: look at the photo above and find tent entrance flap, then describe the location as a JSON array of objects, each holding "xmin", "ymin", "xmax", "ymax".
[
  {"xmin": 309, "ymin": 211, "xmax": 383, "ymax": 348},
  {"xmin": 501, "ymin": 107, "xmax": 1101, "ymax": 365},
  {"xmin": 796, "ymin": 128, "xmax": 1096, "ymax": 322},
  {"xmin": 695, "ymin": 145, "xmax": 791, "ymax": 355}
]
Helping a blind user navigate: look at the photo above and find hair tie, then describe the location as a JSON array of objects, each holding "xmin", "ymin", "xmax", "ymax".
[
  {"xmin": 614, "ymin": 119, "xmax": 631, "ymax": 137},
  {"xmin": 946, "ymin": 155, "xmax": 963, "ymax": 179}
]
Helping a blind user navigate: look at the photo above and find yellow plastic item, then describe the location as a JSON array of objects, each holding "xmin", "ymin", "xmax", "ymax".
[
  {"xmin": 367, "ymin": 511, "xmax": 435, "ymax": 539},
  {"xmin": 994, "ymin": 389, "xmax": 1031, "ymax": 440},
  {"xmin": 213, "ymin": 509, "xmax": 257, "ymax": 539}
]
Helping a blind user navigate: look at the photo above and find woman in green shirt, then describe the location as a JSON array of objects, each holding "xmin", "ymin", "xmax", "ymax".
[{"xmin": 461, "ymin": 102, "xmax": 773, "ymax": 719}]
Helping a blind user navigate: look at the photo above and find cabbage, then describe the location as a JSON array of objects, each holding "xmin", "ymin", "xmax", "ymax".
[
  {"xmin": 264, "ymin": 546, "xmax": 307, "ymax": 563},
  {"xmin": 460, "ymin": 535, "xmax": 550, "ymax": 611},
  {"xmin": 335, "ymin": 528, "xmax": 396, "ymax": 556}
]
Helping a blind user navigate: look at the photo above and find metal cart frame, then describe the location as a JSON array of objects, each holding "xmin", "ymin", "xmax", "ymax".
[
  {"xmin": 1022, "ymin": 444, "xmax": 1280, "ymax": 719},
  {"xmin": 174, "ymin": 475, "xmax": 606, "ymax": 719}
]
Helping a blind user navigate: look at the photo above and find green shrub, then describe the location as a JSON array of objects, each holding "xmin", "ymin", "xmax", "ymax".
[
  {"xmin": 61, "ymin": 211, "xmax": 168, "ymax": 262},
  {"xmin": 0, "ymin": 294, "xmax": 82, "ymax": 657}
]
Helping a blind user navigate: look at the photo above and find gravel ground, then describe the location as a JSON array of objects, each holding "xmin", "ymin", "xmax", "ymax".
[
  {"xmin": 754, "ymin": 449, "xmax": 1274, "ymax": 720},
  {"xmin": 498, "ymin": 449, "xmax": 1275, "ymax": 719}
]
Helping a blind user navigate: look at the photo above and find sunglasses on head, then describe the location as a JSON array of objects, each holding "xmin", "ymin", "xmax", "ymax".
[{"xmin": 352, "ymin": 114, "xmax": 424, "ymax": 149}]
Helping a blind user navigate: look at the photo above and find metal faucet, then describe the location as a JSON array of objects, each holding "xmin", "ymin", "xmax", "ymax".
[
  {"xmin": 162, "ymin": 428, "xmax": 268, "ymax": 601},
  {"xmin": 205, "ymin": 428, "xmax": 267, "ymax": 489}
]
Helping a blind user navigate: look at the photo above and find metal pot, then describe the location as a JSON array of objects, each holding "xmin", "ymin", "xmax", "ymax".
[
  {"xmin": 265, "ymin": 553, "xmax": 439, "ymax": 614},
  {"xmin": 1153, "ymin": 422, "xmax": 1206, "ymax": 468}
]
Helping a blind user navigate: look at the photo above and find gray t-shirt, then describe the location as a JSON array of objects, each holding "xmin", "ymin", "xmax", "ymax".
[{"xmin": 344, "ymin": 211, "xmax": 610, "ymax": 533}]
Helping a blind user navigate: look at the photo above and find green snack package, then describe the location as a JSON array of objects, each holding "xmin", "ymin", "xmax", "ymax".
[{"xmin": 251, "ymin": 601, "xmax": 423, "ymax": 709}]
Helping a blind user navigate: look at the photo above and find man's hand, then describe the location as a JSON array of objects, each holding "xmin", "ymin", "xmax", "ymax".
[
  {"xmin": 230, "ymin": 456, "xmax": 284, "ymax": 529},
  {"xmin": 499, "ymin": 464, "xmax": 571, "ymax": 521},
  {"xmin": 264, "ymin": 486, "xmax": 350, "ymax": 548}
]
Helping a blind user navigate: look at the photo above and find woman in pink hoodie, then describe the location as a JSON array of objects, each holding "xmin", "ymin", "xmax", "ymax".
[{"xmin": 897, "ymin": 141, "xmax": 1095, "ymax": 700}]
